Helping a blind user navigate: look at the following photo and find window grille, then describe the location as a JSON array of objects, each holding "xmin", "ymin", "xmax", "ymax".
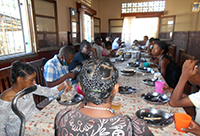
[
  {"xmin": 121, "ymin": 1, "xmax": 165, "ymax": 13},
  {"xmin": 0, "ymin": 0, "xmax": 32, "ymax": 57}
]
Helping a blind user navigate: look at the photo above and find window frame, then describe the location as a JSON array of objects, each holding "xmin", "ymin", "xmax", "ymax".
[
  {"xmin": 69, "ymin": 7, "xmax": 80, "ymax": 45},
  {"xmin": 31, "ymin": 0, "xmax": 59, "ymax": 51},
  {"xmin": 0, "ymin": 0, "xmax": 37, "ymax": 63},
  {"xmin": 94, "ymin": 17, "xmax": 101, "ymax": 38},
  {"xmin": 109, "ymin": 18, "xmax": 123, "ymax": 34},
  {"xmin": 158, "ymin": 15, "xmax": 176, "ymax": 41}
]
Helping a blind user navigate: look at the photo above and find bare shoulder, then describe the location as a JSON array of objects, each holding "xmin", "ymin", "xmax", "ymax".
[{"xmin": 0, "ymin": 89, "xmax": 15, "ymax": 102}]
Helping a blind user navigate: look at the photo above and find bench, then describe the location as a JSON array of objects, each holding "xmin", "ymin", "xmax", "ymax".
[{"xmin": 0, "ymin": 58, "xmax": 47, "ymax": 110}]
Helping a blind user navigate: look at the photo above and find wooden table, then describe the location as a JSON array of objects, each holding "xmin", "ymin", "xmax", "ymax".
[{"xmin": 25, "ymin": 54, "xmax": 194, "ymax": 136}]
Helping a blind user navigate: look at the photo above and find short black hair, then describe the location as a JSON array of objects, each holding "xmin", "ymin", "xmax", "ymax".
[
  {"xmin": 80, "ymin": 40, "xmax": 90, "ymax": 51},
  {"xmin": 58, "ymin": 46, "xmax": 75, "ymax": 57},
  {"xmin": 11, "ymin": 61, "xmax": 36, "ymax": 83},
  {"xmin": 78, "ymin": 57, "xmax": 118, "ymax": 105},
  {"xmin": 105, "ymin": 41, "xmax": 112, "ymax": 48}
]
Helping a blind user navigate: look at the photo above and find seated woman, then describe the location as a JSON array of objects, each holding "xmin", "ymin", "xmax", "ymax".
[
  {"xmin": 152, "ymin": 41, "xmax": 180, "ymax": 88},
  {"xmin": 0, "ymin": 61, "xmax": 71, "ymax": 136},
  {"xmin": 55, "ymin": 57, "xmax": 153, "ymax": 135}
]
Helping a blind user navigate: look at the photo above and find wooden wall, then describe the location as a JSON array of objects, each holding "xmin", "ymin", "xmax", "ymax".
[{"xmin": 0, "ymin": 50, "xmax": 59, "ymax": 69}]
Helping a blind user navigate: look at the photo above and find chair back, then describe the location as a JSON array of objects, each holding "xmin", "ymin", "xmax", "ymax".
[
  {"xmin": 27, "ymin": 57, "xmax": 47, "ymax": 86},
  {"xmin": 27, "ymin": 57, "xmax": 48, "ymax": 110},
  {"xmin": 0, "ymin": 66, "xmax": 12, "ymax": 94},
  {"xmin": 178, "ymin": 48, "xmax": 195, "ymax": 68},
  {"xmin": 168, "ymin": 44, "xmax": 177, "ymax": 61},
  {"xmin": 177, "ymin": 48, "xmax": 197, "ymax": 95}
]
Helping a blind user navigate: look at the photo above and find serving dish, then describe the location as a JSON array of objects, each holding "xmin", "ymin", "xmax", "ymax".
[
  {"xmin": 137, "ymin": 67, "xmax": 152, "ymax": 73},
  {"xmin": 136, "ymin": 108, "xmax": 173, "ymax": 127},
  {"xmin": 141, "ymin": 92, "xmax": 170, "ymax": 105},
  {"xmin": 120, "ymin": 69, "xmax": 136, "ymax": 76},
  {"xmin": 142, "ymin": 78, "xmax": 157, "ymax": 86},
  {"xmin": 119, "ymin": 86, "xmax": 137, "ymax": 94},
  {"xmin": 127, "ymin": 62, "xmax": 140, "ymax": 67},
  {"xmin": 57, "ymin": 93, "xmax": 84, "ymax": 106}
]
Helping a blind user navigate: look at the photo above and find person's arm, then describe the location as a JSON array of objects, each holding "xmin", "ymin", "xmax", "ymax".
[
  {"xmin": 169, "ymin": 60, "xmax": 198, "ymax": 107},
  {"xmin": 46, "ymin": 73, "xmax": 76, "ymax": 87},
  {"xmin": 181, "ymin": 119, "xmax": 200, "ymax": 136},
  {"xmin": 33, "ymin": 81, "xmax": 72, "ymax": 97},
  {"xmin": 160, "ymin": 57, "xmax": 170, "ymax": 78}
]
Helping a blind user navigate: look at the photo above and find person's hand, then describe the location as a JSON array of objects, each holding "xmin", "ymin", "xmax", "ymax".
[
  {"xmin": 63, "ymin": 81, "xmax": 72, "ymax": 93},
  {"xmin": 181, "ymin": 119, "xmax": 200, "ymax": 136},
  {"xmin": 181, "ymin": 59, "xmax": 199, "ymax": 80}
]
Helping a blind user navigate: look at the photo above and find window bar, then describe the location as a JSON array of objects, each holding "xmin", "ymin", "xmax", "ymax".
[
  {"xmin": 9, "ymin": 0, "xmax": 15, "ymax": 54},
  {"xmin": 2, "ymin": 1, "xmax": 9, "ymax": 55}
]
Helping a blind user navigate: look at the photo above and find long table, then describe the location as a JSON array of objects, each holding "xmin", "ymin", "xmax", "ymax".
[{"xmin": 25, "ymin": 55, "xmax": 194, "ymax": 136}]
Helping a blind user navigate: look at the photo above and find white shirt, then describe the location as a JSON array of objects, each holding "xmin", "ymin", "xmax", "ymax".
[
  {"xmin": 189, "ymin": 90, "xmax": 200, "ymax": 125},
  {"xmin": 0, "ymin": 84, "xmax": 60, "ymax": 136}
]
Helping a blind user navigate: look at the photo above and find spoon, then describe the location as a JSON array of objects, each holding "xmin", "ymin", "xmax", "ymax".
[
  {"xmin": 157, "ymin": 115, "xmax": 174, "ymax": 126},
  {"xmin": 151, "ymin": 90, "xmax": 170, "ymax": 101}
]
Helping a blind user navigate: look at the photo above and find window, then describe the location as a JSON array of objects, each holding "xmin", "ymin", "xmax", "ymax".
[
  {"xmin": 158, "ymin": 16, "xmax": 175, "ymax": 40},
  {"xmin": 94, "ymin": 17, "xmax": 101, "ymax": 38},
  {"xmin": 84, "ymin": 14, "xmax": 92, "ymax": 42},
  {"xmin": 32, "ymin": 0, "xmax": 58, "ymax": 50},
  {"xmin": 69, "ymin": 7, "xmax": 80, "ymax": 45},
  {"xmin": 109, "ymin": 19, "xmax": 123, "ymax": 33},
  {"xmin": 121, "ymin": 1, "xmax": 165, "ymax": 13},
  {"xmin": 0, "ymin": 0, "xmax": 34, "ymax": 57}
]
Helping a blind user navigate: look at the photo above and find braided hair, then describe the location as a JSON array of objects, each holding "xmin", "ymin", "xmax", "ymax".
[
  {"xmin": 11, "ymin": 61, "xmax": 36, "ymax": 83},
  {"xmin": 78, "ymin": 57, "xmax": 118, "ymax": 105}
]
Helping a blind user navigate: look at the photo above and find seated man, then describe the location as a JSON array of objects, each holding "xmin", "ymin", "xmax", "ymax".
[
  {"xmin": 68, "ymin": 40, "xmax": 91, "ymax": 71},
  {"xmin": 170, "ymin": 59, "xmax": 200, "ymax": 135},
  {"xmin": 44, "ymin": 46, "xmax": 76, "ymax": 87}
]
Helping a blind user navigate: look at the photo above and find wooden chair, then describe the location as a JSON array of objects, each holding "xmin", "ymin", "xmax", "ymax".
[
  {"xmin": 178, "ymin": 48, "xmax": 195, "ymax": 69},
  {"xmin": 0, "ymin": 66, "xmax": 12, "ymax": 94},
  {"xmin": 168, "ymin": 44, "xmax": 177, "ymax": 61},
  {"xmin": 27, "ymin": 58, "xmax": 48, "ymax": 110},
  {"xmin": 27, "ymin": 57, "xmax": 47, "ymax": 86}
]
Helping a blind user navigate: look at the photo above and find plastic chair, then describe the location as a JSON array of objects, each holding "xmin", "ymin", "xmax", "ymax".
[{"xmin": 11, "ymin": 85, "xmax": 37, "ymax": 136}]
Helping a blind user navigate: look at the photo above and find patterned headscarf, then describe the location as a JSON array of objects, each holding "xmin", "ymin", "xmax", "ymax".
[{"xmin": 78, "ymin": 57, "xmax": 118, "ymax": 105}]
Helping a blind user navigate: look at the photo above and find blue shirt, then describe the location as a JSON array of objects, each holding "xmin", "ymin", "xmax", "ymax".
[
  {"xmin": 43, "ymin": 55, "xmax": 69, "ymax": 82},
  {"xmin": 68, "ymin": 52, "xmax": 90, "ymax": 71}
]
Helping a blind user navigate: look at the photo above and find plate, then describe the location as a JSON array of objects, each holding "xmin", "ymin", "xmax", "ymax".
[
  {"xmin": 120, "ymin": 70, "xmax": 136, "ymax": 76},
  {"xmin": 57, "ymin": 93, "xmax": 84, "ymax": 106},
  {"xmin": 115, "ymin": 58, "xmax": 125, "ymax": 62},
  {"xmin": 141, "ymin": 92, "xmax": 170, "ymax": 104},
  {"xmin": 127, "ymin": 62, "xmax": 140, "ymax": 67},
  {"xmin": 137, "ymin": 67, "xmax": 152, "ymax": 73},
  {"xmin": 119, "ymin": 86, "xmax": 137, "ymax": 94},
  {"xmin": 140, "ymin": 58, "xmax": 147, "ymax": 62},
  {"xmin": 136, "ymin": 108, "xmax": 173, "ymax": 127},
  {"xmin": 143, "ymin": 79, "xmax": 155, "ymax": 86}
]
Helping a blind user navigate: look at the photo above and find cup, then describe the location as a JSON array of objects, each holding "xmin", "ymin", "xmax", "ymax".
[
  {"xmin": 154, "ymin": 72, "xmax": 161, "ymax": 80},
  {"xmin": 111, "ymin": 97, "xmax": 122, "ymax": 112},
  {"xmin": 155, "ymin": 81, "xmax": 165, "ymax": 94},
  {"xmin": 144, "ymin": 62, "xmax": 149, "ymax": 67},
  {"xmin": 174, "ymin": 113, "xmax": 192, "ymax": 133}
]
